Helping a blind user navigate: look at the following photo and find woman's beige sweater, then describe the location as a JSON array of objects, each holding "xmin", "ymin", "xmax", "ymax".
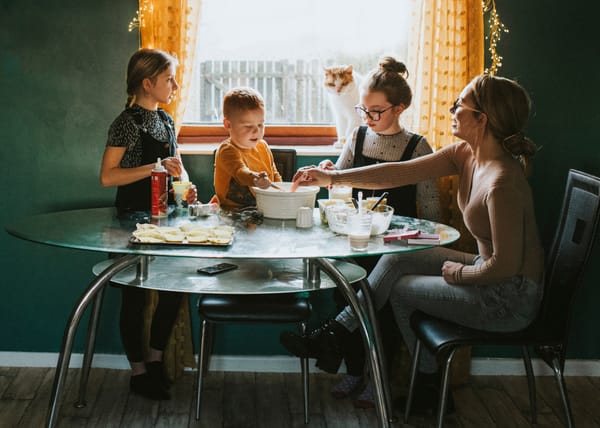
[{"xmin": 330, "ymin": 141, "xmax": 544, "ymax": 285}]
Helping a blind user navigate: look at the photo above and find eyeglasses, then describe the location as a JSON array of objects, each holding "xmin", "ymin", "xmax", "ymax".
[
  {"xmin": 450, "ymin": 98, "xmax": 483, "ymax": 115},
  {"xmin": 354, "ymin": 105, "xmax": 395, "ymax": 121}
]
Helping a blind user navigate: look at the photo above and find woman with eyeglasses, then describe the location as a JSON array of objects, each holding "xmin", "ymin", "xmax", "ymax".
[
  {"xmin": 282, "ymin": 56, "xmax": 440, "ymax": 409},
  {"xmin": 282, "ymin": 74, "xmax": 543, "ymax": 414}
]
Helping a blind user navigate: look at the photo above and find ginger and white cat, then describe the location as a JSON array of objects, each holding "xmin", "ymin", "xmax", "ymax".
[{"xmin": 324, "ymin": 65, "xmax": 362, "ymax": 147}]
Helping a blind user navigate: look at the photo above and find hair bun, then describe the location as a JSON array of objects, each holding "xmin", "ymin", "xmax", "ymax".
[
  {"xmin": 502, "ymin": 131, "xmax": 538, "ymax": 158},
  {"xmin": 378, "ymin": 56, "xmax": 408, "ymax": 78}
]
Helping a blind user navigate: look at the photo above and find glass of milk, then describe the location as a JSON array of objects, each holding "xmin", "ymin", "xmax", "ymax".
[{"xmin": 347, "ymin": 211, "xmax": 373, "ymax": 251}]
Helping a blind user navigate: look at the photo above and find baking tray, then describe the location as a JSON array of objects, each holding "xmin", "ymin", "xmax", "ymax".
[{"xmin": 129, "ymin": 236, "xmax": 233, "ymax": 246}]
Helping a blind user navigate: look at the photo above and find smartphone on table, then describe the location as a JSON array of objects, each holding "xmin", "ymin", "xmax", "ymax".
[{"xmin": 196, "ymin": 262, "xmax": 238, "ymax": 275}]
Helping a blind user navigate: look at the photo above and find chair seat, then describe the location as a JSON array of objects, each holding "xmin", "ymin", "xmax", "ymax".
[
  {"xmin": 198, "ymin": 294, "xmax": 311, "ymax": 323},
  {"xmin": 410, "ymin": 311, "xmax": 559, "ymax": 357}
]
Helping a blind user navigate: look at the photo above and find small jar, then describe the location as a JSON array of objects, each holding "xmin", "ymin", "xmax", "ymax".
[{"xmin": 296, "ymin": 207, "xmax": 313, "ymax": 228}]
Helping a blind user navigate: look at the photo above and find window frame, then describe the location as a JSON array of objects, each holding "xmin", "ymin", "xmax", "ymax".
[{"xmin": 178, "ymin": 124, "xmax": 338, "ymax": 146}]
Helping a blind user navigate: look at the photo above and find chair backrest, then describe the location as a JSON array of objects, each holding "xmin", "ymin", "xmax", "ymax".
[
  {"xmin": 211, "ymin": 148, "xmax": 297, "ymax": 182},
  {"xmin": 271, "ymin": 148, "xmax": 297, "ymax": 181},
  {"xmin": 538, "ymin": 169, "xmax": 600, "ymax": 335}
]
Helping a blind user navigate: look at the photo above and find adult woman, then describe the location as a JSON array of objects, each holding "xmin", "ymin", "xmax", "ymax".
[
  {"xmin": 282, "ymin": 74, "xmax": 543, "ymax": 412},
  {"xmin": 100, "ymin": 48, "xmax": 196, "ymax": 400}
]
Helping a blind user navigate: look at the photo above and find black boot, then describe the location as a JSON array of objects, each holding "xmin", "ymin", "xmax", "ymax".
[
  {"xmin": 146, "ymin": 361, "xmax": 171, "ymax": 391},
  {"xmin": 130, "ymin": 372, "xmax": 170, "ymax": 400},
  {"xmin": 396, "ymin": 371, "xmax": 455, "ymax": 416},
  {"xmin": 280, "ymin": 320, "xmax": 350, "ymax": 374}
]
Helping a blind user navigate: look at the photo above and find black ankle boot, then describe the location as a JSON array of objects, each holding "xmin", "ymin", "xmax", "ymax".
[
  {"xmin": 280, "ymin": 320, "xmax": 350, "ymax": 374},
  {"xmin": 146, "ymin": 361, "xmax": 171, "ymax": 391},
  {"xmin": 130, "ymin": 372, "xmax": 170, "ymax": 400}
]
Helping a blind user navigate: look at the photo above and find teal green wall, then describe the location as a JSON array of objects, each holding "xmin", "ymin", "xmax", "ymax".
[{"xmin": 2, "ymin": 1, "xmax": 600, "ymax": 360}]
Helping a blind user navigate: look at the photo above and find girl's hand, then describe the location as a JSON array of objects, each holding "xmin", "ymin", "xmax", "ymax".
[
  {"xmin": 162, "ymin": 157, "xmax": 183, "ymax": 177},
  {"xmin": 253, "ymin": 172, "xmax": 271, "ymax": 189},
  {"xmin": 318, "ymin": 159, "xmax": 336, "ymax": 170},
  {"xmin": 184, "ymin": 184, "xmax": 197, "ymax": 204},
  {"xmin": 442, "ymin": 261, "xmax": 463, "ymax": 284},
  {"xmin": 292, "ymin": 166, "xmax": 332, "ymax": 188}
]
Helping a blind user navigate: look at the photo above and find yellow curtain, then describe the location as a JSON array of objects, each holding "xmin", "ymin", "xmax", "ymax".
[
  {"xmin": 137, "ymin": 0, "xmax": 202, "ymax": 379},
  {"xmin": 138, "ymin": 0, "xmax": 202, "ymax": 134},
  {"xmin": 407, "ymin": 0, "xmax": 484, "ymax": 252}
]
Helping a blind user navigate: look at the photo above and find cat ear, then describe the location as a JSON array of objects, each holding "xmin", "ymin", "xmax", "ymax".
[{"xmin": 347, "ymin": 65, "xmax": 353, "ymax": 73}]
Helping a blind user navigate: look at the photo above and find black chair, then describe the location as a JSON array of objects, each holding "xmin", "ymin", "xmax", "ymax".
[
  {"xmin": 195, "ymin": 294, "xmax": 311, "ymax": 423},
  {"xmin": 404, "ymin": 169, "xmax": 600, "ymax": 428},
  {"xmin": 270, "ymin": 148, "xmax": 297, "ymax": 181}
]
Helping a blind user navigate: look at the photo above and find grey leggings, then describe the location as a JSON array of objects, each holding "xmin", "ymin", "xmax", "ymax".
[{"xmin": 335, "ymin": 247, "xmax": 542, "ymax": 373}]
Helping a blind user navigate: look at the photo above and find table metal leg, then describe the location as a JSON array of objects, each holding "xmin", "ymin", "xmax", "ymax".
[
  {"xmin": 314, "ymin": 258, "xmax": 391, "ymax": 428},
  {"xmin": 46, "ymin": 254, "xmax": 141, "ymax": 428},
  {"xmin": 74, "ymin": 285, "xmax": 106, "ymax": 408}
]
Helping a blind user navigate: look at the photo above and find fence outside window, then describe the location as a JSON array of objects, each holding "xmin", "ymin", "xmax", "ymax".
[{"xmin": 184, "ymin": 59, "xmax": 336, "ymax": 125}]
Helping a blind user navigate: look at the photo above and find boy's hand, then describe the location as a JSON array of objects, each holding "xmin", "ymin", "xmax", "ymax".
[{"xmin": 252, "ymin": 172, "xmax": 271, "ymax": 189}]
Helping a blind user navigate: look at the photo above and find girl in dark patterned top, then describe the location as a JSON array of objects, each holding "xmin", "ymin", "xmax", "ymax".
[{"xmin": 100, "ymin": 48, "xmax": 196, "ymax": 400}]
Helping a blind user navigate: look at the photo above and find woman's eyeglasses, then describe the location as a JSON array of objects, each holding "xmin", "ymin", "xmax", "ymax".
[
  {"xmin": 450, "ymin": 98, "xmax": 483, "ymax": 115},
  {"xmin": 354, "ymin": 105, "xmax": 395, "ymax": 121}
]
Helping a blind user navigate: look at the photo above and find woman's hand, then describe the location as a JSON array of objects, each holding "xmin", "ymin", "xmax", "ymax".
[
  {"xmin": 291, "ymin": 166, "xmax": 333, "ymax": 188},
  {"xmin": 318, "ymin": 159, "xmax": 336, "ymax": 170},
  {"xmin": 162, "ymin": 157, "xmax": 183, "ymax": 178},
  {"xmin": 442, "ymin": 261, "xmax": 463, "ymax": 284}
]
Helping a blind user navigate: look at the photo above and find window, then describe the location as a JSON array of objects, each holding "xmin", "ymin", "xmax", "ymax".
[{"xmin": 181, "ymin": 0, "xmax": 413, "ymax": 144}]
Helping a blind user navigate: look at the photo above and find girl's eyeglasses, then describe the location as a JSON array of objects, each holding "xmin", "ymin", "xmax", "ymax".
[
  {"xmin": 450, "ymin": 98, "xmax": 483, "ymax": 115},
  {"xmin": 354, "ymin": 105, "xmax": 395, "ymax": 121}
]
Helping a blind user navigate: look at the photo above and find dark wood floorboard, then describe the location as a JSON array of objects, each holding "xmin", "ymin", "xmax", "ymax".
[{"xmin": 0, "ymin": 367, "xmax": 599, "ymax": 427}]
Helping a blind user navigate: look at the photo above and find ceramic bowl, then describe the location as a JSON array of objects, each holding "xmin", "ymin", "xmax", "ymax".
[{"xmin": 253, "ymin": 182, "xmax": 320, "ymax": 219}]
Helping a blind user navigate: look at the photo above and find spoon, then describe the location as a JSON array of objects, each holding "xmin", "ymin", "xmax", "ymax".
[{"xmin": 370, "ymin": 192, "xmax": 389, "ymax": 211}]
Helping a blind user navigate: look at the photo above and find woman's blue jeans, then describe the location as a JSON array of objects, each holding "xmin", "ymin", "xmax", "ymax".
[{"xmin": 335, "ymin": 246, "xmax": 542, "ymax": 373}]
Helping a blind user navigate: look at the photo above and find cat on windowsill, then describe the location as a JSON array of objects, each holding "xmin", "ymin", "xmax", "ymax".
[{"xmin": 324, "ymin": 64, "xmax": 363, "ymax": 148}]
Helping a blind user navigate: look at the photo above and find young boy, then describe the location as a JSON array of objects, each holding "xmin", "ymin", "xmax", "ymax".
[{"xmin": 213, "ymin": 87, "xmax": 282, "ymax": 210}]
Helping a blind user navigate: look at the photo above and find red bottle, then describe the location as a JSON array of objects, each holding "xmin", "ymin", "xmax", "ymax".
[{"xmin": 151, "ymin": 158, "xmax": 168, "ymax": 218}]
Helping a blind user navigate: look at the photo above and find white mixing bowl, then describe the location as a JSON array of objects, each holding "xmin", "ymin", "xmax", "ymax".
[{"xmin": 253, "ymin": 182, "xmax": 320, "ymax": 219}]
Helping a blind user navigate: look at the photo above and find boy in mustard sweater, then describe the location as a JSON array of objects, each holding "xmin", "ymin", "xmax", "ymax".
[{"xmin": 214, "ymin": 87, "xmax": 282, "ymax": 210}]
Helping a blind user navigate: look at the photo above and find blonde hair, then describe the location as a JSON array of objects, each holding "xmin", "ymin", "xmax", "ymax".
[
  {"xmin": 126, "ymin": 48, "xmax": 178, "ymax": 108},
  {"xmin": 222, "ymin": 87, "xmax": 265, "ymax": 119},
  {"xmin": 469, "ymin": 74, "xmax": 538, "ymax": 174},
  {"xmin": 362, "ymin": 56, "xmax": 412, "ymax": 107}
]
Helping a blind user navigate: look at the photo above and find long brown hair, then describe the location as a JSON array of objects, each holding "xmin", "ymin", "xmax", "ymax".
[{"xmin": 125, "ymin": 48, "xmax": 178, "ymax": 108}]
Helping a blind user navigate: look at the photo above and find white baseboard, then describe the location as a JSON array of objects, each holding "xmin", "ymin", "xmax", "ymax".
[{"xmin": 1, "ymin": 352, "xmax": 599, "ymax": 376}]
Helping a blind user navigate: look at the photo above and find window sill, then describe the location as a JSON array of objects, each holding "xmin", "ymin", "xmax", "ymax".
[
  {"xmin": 178, "ymin": 125, "xmax": 342, "ymax": 156},
  {"xmin": 179, "ymin": 143, "xmax": 342, "ymax": 157}
]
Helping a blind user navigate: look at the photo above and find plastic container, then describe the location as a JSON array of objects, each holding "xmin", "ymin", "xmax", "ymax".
[{"xmin": 151, "ymin": 158, "xmax": 168, "ymax": 218}]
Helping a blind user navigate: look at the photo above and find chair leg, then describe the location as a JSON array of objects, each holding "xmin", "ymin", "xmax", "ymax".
[
  {"xmin": 298, "ymin": 321, "xmax": 310, "ymax": 424},
  {"xmin": 550, "ymin": 355, "xmax": 574, "ymax": 428},
  {"xmin": 435, "ymin": 348, "xmax": 456, "ymax": 428},
  {"xmin": 404, "ymin": 339, "xmax": 422, "ymax": 424},
  {"xmin": 195, "ymin": 320, "xmax": 211, "ymax": 421},
  {"xmin": 521, "ymin": 345, "xmax": 537, "ymax": 424}
]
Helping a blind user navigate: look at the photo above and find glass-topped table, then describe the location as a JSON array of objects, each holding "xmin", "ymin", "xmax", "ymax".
[{"xmin": 6, "ymin": 207, "xmax": 459, "ymax": 428}]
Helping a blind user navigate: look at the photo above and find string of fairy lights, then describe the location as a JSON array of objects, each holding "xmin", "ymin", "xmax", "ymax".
[
  {"xmin": 483, "ymin": 0, "xmax": 508, "ymax": 76},
  {"xmin": 127, "ymin": 1, "xmax": 508, "ymax": 75}
]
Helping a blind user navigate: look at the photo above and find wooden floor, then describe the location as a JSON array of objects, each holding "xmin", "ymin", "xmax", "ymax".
[{"xmin": 1, "ymin": 367, "xmax": 599, "ymax": 427}]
